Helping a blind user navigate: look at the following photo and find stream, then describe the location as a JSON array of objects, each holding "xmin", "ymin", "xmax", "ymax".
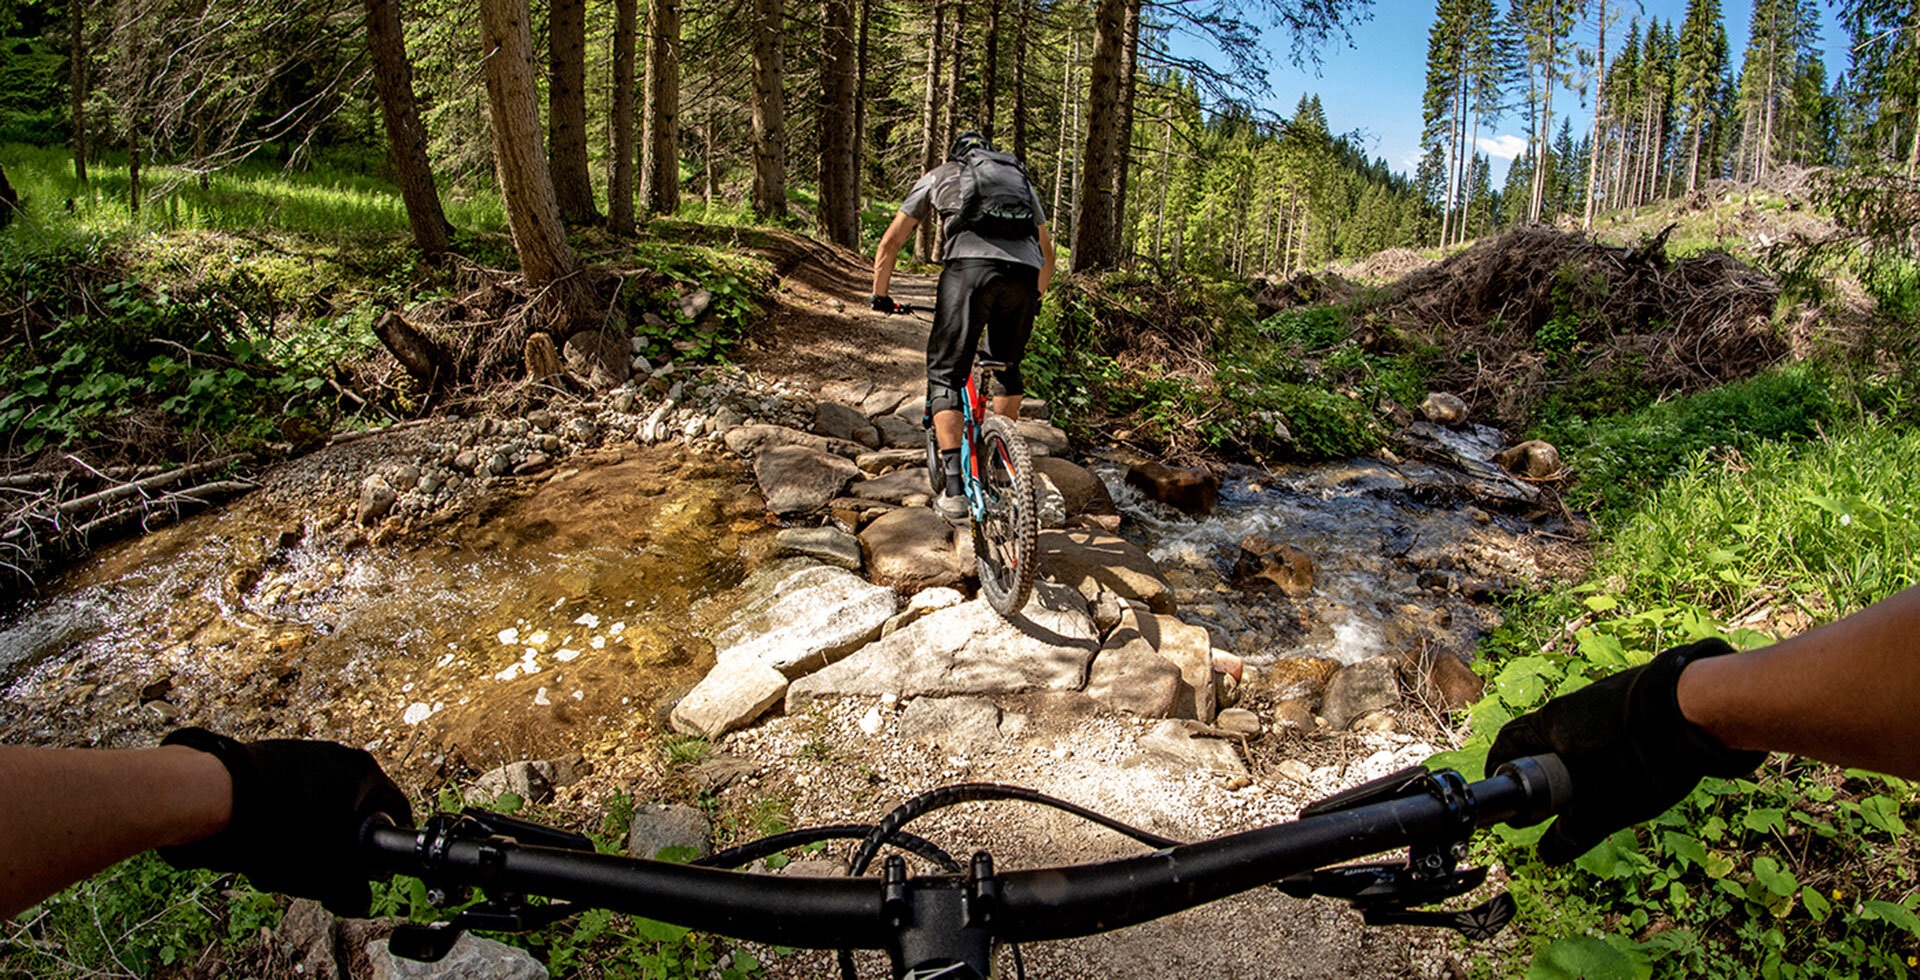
[{"xmin": 0, "ymin": 422, "xmax": 1576, "ymax": 775}]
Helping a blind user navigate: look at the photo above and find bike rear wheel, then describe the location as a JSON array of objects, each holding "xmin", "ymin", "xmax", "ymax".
[{"xmin": 974, "ymin": 415, "xmax": 1037, "ymax": 617}]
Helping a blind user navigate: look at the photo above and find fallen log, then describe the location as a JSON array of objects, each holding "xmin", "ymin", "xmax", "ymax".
[{"xmin": 54, "ymin": 453, "xmax": 247, "ymax": 515}]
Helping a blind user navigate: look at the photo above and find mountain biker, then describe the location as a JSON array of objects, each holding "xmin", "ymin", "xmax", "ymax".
[
  {"xmin": 1486, "ymin": 583, "xmax": 1920, "ymax": 863},
  {"xmin": 870, "ymin": 131, "xmax": 1057, "ymax": 523}
]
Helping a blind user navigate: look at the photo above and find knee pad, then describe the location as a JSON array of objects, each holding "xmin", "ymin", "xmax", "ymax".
[{"xmin": 926, "ymin": 381, "xmax": 964, "ymax": 416}]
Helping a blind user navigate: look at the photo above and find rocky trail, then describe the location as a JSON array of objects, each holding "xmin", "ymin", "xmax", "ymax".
[{"xmin": 0, "ymin": 254, "xmax": 1584, "ymax": 979}]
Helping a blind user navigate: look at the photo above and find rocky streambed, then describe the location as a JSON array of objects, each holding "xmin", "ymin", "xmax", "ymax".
[{"xmin": 0, "ymin": 362, "xmax": 1580, "ymax": 979}]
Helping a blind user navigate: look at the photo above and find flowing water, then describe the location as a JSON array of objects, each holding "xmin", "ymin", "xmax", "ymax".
[
  {"xmin": 2, "ymin": 423, "xmax": 1573, "ymax": 768},
  {"xmin": 0, "ymin": 445, "xmax": 775, "ymax": 776}
]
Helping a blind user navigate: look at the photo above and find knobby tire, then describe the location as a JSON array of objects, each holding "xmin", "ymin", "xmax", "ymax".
[{"xmin": 976, "ymin": 415, "xmax": 1036, "ymax": 617}]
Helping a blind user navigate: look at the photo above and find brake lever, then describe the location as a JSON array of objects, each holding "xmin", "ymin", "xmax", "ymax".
[
  {"xmin": 1284, "ymin": 766, "xmax": 1518, "ymax": 940},
  {"xmin": 388, "ymin": 808, "xmax": 597, "ymax": 962}
]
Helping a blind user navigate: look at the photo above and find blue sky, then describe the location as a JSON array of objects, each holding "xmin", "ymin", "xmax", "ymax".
[{"xmin": 1210, "ymin": 0, "xmax": 1856, "ymax": 184}]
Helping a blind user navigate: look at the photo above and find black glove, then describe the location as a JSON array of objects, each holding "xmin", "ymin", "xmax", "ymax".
[
  {"xmin": 871, "ymin": 294, "xmax": 902, "ymax": 314},
  {"xmin": 157, "ymin": 728, "xmax": 413, "ymax": 916},
  {"xmin": 1485, "ymin": 638, "xmax": 1766, "ymax": 865}
]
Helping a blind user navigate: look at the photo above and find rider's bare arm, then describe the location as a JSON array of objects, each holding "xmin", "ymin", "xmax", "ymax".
[
  {"xmin": 1037, "ymin": 223, "xmax": 1056, "ymax": 293},
  {"xmin": 872, "ymin": 211, "xmax": 919, "ymax": 300},
  {"xmin": 0, "ymin": 744, "xmax": 232, "ymax": 919},
  {"xmin": 1679, "ymin": 584, "xmax": 1920, "ymax": 779}
]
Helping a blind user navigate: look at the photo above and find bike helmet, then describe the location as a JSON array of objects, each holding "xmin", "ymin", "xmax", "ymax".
[{"xmin": 948, "ymin": 131, "xmax": 991, "ymax": 160}]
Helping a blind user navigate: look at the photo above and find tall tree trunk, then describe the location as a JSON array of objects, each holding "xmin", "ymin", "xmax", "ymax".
[
  {"xmin": 480, "ymin": 0, "xmax": 595, "ymax": 322},
  {"xmin": 1071, "ymin": 0, "xmax": 1124, "ymax": 272},
  {"xmin": 750, "ymin": 0, "xmax": 787, "ymax": 217},
  {"xmin": 1012, "ymin": 0, "xmax": 1027, "ymax": 159},
  {"xmin": 641, "ymin": 0, "xmax": 681, "ymax": 215},
  {"xmin": 983, "ymin": 0, "xmax": 1000, "ymax": 140},
  {"xmin": 1110, "ymin": 0, "xmax": 1139, "ymax": 259},
  {"xmin": 1050, "ymin": 33, "xmax": 1075, "ymax": 239},
  {"xmin": 1153, "ymin": 113, "xmax": 1170, "ymax": 260},
  {"xmin": 128, "ymin": 126, "xmax": 140, "ymax": 213},
  {"xmin": 1583, "ymin": 0, "xmax": 1606, "ymax": 229},
  {"xmin": 819, "ymin": 0, "xmax": 859, "ymax": 245},
  {"xmin": 70, "ymin": 0, "xmax": 88, "ymax": 184},
  {"xmin": 608, "ymin": 0, "xmax": 637, "ymax": 233},
  {"xmin": 549, "ymin": 0, "xmax": 597, "ymax": 223},
  {"xmin": 1687, "ymin": 124, "xmax": 1701, "ymax": 192},
  {"xmin": 853, "ymin": 0, "xmax": 870, "ymax": 205},
  {"xmin": 914, "ymin": 0, "xmax": 945, "ymax": 261},
  {"xmin": 942, "ymin": 0, "xmax": 964, "ymax": 149},
  {"xmin": 365, "ymin": 0, "xmax": 453, "ymax": 255}
]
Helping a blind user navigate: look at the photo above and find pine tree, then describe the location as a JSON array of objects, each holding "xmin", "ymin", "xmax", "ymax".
[{"xmin": 1675, "ymin": 0, "xmax": 1729, "ymax": 191}]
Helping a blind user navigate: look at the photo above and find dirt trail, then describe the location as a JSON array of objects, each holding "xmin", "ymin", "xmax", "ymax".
[{"xmin": 736, "ymin": 235, "xmax": 938, "ymax": 391}]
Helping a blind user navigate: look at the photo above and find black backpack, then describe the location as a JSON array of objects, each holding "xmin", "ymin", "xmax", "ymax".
[{"xmin": 946, "ymin": 148, "xmax": 1039, "ymax": 242}]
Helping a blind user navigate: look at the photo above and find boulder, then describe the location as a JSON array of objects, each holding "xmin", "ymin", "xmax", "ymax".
[
  {"xmin": 1234, "ymin": 536, "xmax": 1315, "ymax": 596},
  {"xmin": 775, "ymin": 526, "xmax": 863, "ymax": 571},
  {"xmin": 1424, "ymin": 652, "xmax": 1485, "ymax": 710},
  {"xmin": 674, "ymin": 288, "xmax": 713, "ymax": 320},
  {"xmin": 367, "ymin": 933, "xmax": 548, "ymax": 980},
  {"xmin": 786, "ymin": 582, "xmax": 1098, "ymax": 709},
  {"xmin": 1018, "ymin": 398, "xmax": 1051, "ymax": 420},
  {"xmin": 711, "ymin": 563, "xmax": 898, "ymax": 677},
  {"xmin": 754, "ymin": 446, "xmax": 861, "ymax": 516},
  {"xmin": 1153, "ymin": 613, "xmax": 1218, "ymax": 723},
  {"xmin": 859, "ymin": 508, "xmax": 970, "ymax": 593},
  {"xmin": 874, "ymin": 414, "xmax": 923, "ymax": 449},
  {"xmin": 1012, "ymin": 419, "xmax": 1070, "ymax": 456},
  {"xmin": 1032, "ymin": 457, "xmax": 1121, "ymax": 529},
  {"xmin": 820, "ymin": 379, "xmax": 875, "ymax": 406},
  {"xmin": 357, "ymin": 475, "xmax": 397, "ymax": 525},
  {"xmin": 856, "ymin": 447, "xmax": 925, "ymax": 474},
  {"xmin": 1134, "ymin": 719, "xmax": 1246, "ymax": 775},
  {"xmin": 1271, "ymin": 699, "xmax": 1315, "ymax": 730},
  {"xmin": 1124, "ymin": 461, "xmax": 1220, "ymax": 517},
  {"xmin": 850, "ymin": 467, "xmax": 935, "ymax": 505},
  {"xmin": 1034, "ymin": 472, "xmax": 1068, "ymax": 528},
  {"xmin": 898, "ymin": 697, "xmax": 1007, "ymax": 756},
  {"xmin": 1084, "ymin": 643, "xmax": 1182, "ymax": 717},
  {"xmin": 627, "ymin": 804, "xmax": 713, "ymax": 860},
  {"xmin": 275, "ymin": 899, "xmax": 341, "ymax": 980},
  {"xmin": 816, "ymin": 401, "xmax": 881, "ymax": 448},
  {"xmin": 1216, "ymin": 708, "xmax": 1262, "ymax": 736},
  {"xmin": 1418, "ymin": 392, "xmax": 1469, "ymax": 426},
  {"xmin": 669, "ymin": 658, "xmax": 788, "ymax": 737},
  {"xmin": 1261, "ymin": 656, "xmax": 1342, "ymax": 704},
  {"xmin": 1492, "ymin": 439, "xmax": 1562, "ymax": 479},
  {"xmin": 861, "ymin": 387, "xmax": 913, "ymax": 417},
  {"xmin": 723, "ymin": 424, "xmax": 865, "ymax": 460},
  {"xmin": 1036, "ymin": 529, "xmax": 1176, "ymax": 613},
  {"xmin": 1321, "ymin": 656, "xmax": 1401, "ymax": 730},
  {"xmin": 562, "ymin": 329, "xmax": 632, "ymax": 390}
]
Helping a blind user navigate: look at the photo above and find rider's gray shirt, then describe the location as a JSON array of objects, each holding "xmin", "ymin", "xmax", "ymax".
[{"xmin": 899, "ymin": 161, "xmax": 1048, "ymax": 270}]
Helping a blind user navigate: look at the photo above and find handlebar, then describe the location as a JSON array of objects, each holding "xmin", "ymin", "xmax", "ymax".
[{"xmin": 360, "ymin": 755, "xmax": 1568, "ymax": 964}]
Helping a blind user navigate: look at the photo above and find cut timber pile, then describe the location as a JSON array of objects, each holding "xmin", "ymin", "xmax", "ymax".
[{"xmin": 1370, "ymin": 225, "xmax": 1785, "ymax": 428}]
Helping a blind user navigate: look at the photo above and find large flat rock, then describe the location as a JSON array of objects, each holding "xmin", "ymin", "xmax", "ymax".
[
  {"xmin": 1037, "ymin": 529, "xmax": 1176, "ymax": 613},
  {"xmin": 724, "ymin": 423, "xmax": 865, "ymax": 460},
  {"xmin": 755, "ymin": 445, "xmax": 860, "ymax": 516},
  {"xmin": 786, "ymin": 581, "xmax": 1097, "ymax": 709},
  {"xmin": 712, "ymin": 562, "xmax": 898, "ymax": 677},
  {"xmin": 670, "ymin": 658, "xmax": 788, "ymax": 738},
  {"xmin": 860, "ymin": 507, "xmax": 969, "ymax": 593}
]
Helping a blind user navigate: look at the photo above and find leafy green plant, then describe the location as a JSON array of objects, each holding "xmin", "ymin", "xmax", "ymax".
[{"xmin": 1449, "ymin": 412, "xmax": 1920, "ymax": 979}]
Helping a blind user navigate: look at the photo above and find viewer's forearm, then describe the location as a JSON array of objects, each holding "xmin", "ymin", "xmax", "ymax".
[
  {"xmin": 0, "ymin": 745, "xmax": 232, "ymax": 918},
  {"xmin": 1677, "ymin": 585, "xmax": 1920, "ymax": 779}
]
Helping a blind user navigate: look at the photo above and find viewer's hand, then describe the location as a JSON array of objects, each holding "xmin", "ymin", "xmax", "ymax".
[
  {"xmin": 157, "ymin": 728, "xmax": 412, "ymax": 916},
  {"xmin": 871, "ymin": 294, "xmax": 902, "ymax": 314},
  {"xmin": 1485, "ymin": 638, "xmax": 1765, "ymax": 864}
]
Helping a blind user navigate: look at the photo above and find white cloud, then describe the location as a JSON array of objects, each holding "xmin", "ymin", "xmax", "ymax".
[
  {"xmin": 1476, "ymin": 134, "xmax": 1528, "ymax": 161},
  {"xmin": 1399, "ymin": 151, "xmax": 1425, "ymax": 171}
]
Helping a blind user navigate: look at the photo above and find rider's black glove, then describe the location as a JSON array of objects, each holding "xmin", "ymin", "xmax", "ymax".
[
  {"xmin": 1484, "ymin": 638, "xmax": 1765, "ymax": 865},
  {"xmin": 157, "ymin": 728, "xmax": 413, "ymax": 916},
  {"xmin": 871, "ymin": 294, "xmax": 901, "ymax": 314}
]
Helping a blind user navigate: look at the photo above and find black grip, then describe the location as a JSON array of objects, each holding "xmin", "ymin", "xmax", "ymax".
[{"xmin": 1493, "ymin": 754, "xmax": 1571, "ymax": 827}]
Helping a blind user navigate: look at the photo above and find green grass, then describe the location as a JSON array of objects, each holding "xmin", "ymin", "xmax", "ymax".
[{"xmin": 0, "ymin": 143, "xmax": 507, "ymax": 255}]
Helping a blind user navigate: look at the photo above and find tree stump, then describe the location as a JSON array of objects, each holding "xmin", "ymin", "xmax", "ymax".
[{"xmin": 524, "ymin": 332, "xmax": 565, "ymax": 380}]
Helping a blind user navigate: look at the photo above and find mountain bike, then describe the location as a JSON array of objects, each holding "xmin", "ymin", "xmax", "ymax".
[
  {"xmin": 361, "ymin": 754, "xmax": 1570, "ymax": 980},
  {"xmin": 921, "ymin": 357, "xmax": 1037, "ymax": 618}
]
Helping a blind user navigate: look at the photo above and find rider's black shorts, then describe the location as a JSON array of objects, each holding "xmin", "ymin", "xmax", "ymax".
[{"xmin": 927, "ymin": 258, "xmax": 1040, "ymax": 412}]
